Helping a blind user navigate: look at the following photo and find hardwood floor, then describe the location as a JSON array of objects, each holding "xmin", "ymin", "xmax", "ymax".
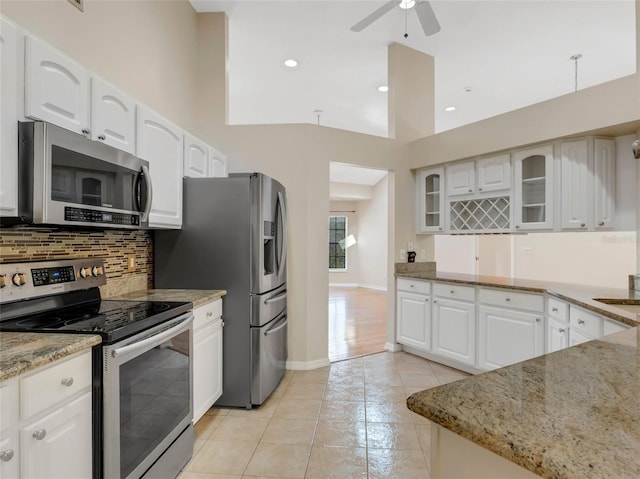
[{"xmin": 328, "ymin": 287, "xmax": 388, "ymax": 362}]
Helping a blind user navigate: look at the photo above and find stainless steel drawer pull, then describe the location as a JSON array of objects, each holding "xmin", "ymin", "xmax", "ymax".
[
  {"xmin": 98, "ymin": 134, "xmax": 106, "ymax": 141},
  {"xmin": 578, "ymin": 319, "xmax": 585, "ymax": 325},
  {"xmin": 33, "ymin": 429, "xmax": 47, "ymax": 440},
  {"xmin": 206, "ymin": 312, "xmax": 213, "ymax": 317},
  {"xmin": 0, "ymin": 449, "xmax": 14, "ymax": 462},
  {"xmin": 61, "ymin": 377, "xmax": 74, "ymax": 387}
]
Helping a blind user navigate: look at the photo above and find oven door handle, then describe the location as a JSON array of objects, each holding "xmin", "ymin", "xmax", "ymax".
[{"xmin": 111, "ymin": 313, "xmax": 193, "ymax": 358}]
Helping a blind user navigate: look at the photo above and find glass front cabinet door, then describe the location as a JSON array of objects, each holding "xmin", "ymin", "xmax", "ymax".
[
  {"xmin": 417, "ymin": 167, "xmax": 444, "ymax": 233},
  {"xmin": 513, "ymin": 145, "xmax": 554, "ymax": 230}
]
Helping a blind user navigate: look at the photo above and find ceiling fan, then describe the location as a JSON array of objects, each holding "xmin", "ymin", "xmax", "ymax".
[{"xmin": 351, "ymin": 0, "xmax": 441, "ymax": 37}]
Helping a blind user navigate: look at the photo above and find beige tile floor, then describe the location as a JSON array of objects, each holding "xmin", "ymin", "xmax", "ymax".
[{"xmin": 178, "ymin": 351, "xmax": 469, "ymax": 479}]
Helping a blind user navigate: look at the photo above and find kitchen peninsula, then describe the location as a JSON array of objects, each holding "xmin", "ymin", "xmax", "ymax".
[{"xmin": 402, "ymin": 270, "xmax": 640, "ymax": 479}]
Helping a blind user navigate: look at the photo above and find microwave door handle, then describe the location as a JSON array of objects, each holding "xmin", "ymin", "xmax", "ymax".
[
  {"xmin": 140, "ymin": 164, "xmax": 153, "ymax": 223},
  {"xmin": 276, "ymin": 191, "xmax": 287, "ymax": 277}
]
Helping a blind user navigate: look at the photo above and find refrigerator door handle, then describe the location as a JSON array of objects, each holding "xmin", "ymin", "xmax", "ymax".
[
  {"xmin": 264, "ymin": 313, "xmax": 287, "ymax": 336},
  {"xmin": 264, "ymin": 291, "xmax": 287, "ymax": 305},
  {"xmin": 276, "ymin": 191, "xmax": 287, "ymax": 278}
]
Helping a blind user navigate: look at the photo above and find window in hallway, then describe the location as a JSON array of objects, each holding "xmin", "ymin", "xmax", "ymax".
[{"xmin": 328, "ymin": 216, "xmax": 347, "ymax": 270}]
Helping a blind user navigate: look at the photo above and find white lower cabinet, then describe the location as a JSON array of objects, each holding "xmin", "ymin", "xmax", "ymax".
[
  {"xmin": 1, "ymin": 350, "xmax": 92, "ymax": 479},
  {"xmin": 192, "ymin": 299, "xmax": 224, "ymax": 424},
  {"xmin": 478, "ymin": 306, "xmax": 543, "ymax": 370},
  {"xmin": 397, "ymin": 291, "xmax": 431, "ymax": 351},
  {"xmin": 432, "ymin": 297, "xmax": 476, "ymax": 366},
  {"xmin": 547, "ymin": 316, "xmax": 569, "ymax": 353}
]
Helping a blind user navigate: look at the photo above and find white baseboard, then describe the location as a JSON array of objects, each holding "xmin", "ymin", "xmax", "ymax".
[
  {"xmin": 286, "ymin": 357, "xmax": 331, "ymax": 370},
  {"xmin": 329, "ymin": 282, "xmax": 387, "ymax": 292},
  {"xmin": 358, "ymin": 283, "xmax": 387, "ymax": 292},
  {"xmin": 385, "ymin": 342, "xmax": 402, "ymax": 352}
]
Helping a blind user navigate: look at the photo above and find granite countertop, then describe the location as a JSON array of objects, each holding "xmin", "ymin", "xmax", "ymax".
[
  {"xmin": 396, "ymin": 271, "xmax": 639, "ymax": 327},
  {"xmin": 407, "ymin": 327, "xmax": 640, "ymax": 479},
  {"xmin": 114, "ymin": 288, "xmax": 227, "ymax": 308},
  {"xmin": 0, "ymin": 332, "xmax": 101, "ymax": 382}
]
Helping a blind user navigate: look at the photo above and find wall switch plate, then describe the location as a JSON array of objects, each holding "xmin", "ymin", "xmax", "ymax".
[
  {"xmin": 420, "ymin": 250, "xmax": 426, "ymax": 260},
  {"xmin": 400, "ymin": 249, "xmax": 406, "ymax": 261},
  {"xmin": 521, "ymin": 247, "xmax": 533, "ymax": 256}
]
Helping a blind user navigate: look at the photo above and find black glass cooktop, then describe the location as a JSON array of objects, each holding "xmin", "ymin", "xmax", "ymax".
[{"xmin": 0, "ymin": 298, "xmax": 193, "ymax": 343}]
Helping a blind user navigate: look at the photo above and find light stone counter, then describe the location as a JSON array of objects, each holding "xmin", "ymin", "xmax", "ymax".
[
  {"xmin": 408, "ymin": 327, "xmax": 640, "ymax": 478},
  {"xmin": 0, "ymin": 332, "xmax": 101, "ymax": 381},
  {"xmin": 114, "ymin": 289, "xmax": 226, "ymax": 308}
]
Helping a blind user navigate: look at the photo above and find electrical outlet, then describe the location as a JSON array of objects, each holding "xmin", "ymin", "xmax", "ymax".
[
  {"xmin": 400, "ymin": 249, "xmax": 406, "ymax": 261},
  {"xmin": 420, "ymin": 249, "xmax": 426, "ymax": 260},
  {"xmin": 127, "ymin": 254, "xmax": 136, "ymax": 272},
  {"xmin": 521, "ymin": 247, "xmax": 533, "ymax": 256}
]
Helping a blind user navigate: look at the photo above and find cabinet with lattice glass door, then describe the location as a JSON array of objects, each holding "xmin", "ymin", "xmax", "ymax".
[{"xmin": 416, "ymin": 167, "xmax": 444, "ymax": 233}]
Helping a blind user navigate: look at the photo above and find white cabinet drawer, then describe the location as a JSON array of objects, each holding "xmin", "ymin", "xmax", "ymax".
[
  {"xmin": 193, "ymin": 299, "xmax": 223, "ymax": 330},
  {"xmin": 1, "ymin": 381, "xmax": 19, "ymax": 430},
  {"xmin": 397, "ymin": 278, "xmax": 431, "ymax": 295},
  {"xmin": 433, "ymin": 282, "xmax": 475, "ymax": 302},
  {"xmin": 20, "ymin": 351, "xmax": 92, "ymax": 420},
  {"xmin": 479, "ymin": 288, "xmax": 543, "ymax": 312},
  {"xmin": 547, "ymin": 297, "xmax": 569, "ymax": 322},
  {"xmin": 569, "ymin": 305, "xmax": 603, "ymax": 339}
]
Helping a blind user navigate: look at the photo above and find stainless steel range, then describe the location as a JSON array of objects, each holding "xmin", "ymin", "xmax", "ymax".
[{"xmin": 0, "ymin": 258, "xmax": 195, "ymax": 479}]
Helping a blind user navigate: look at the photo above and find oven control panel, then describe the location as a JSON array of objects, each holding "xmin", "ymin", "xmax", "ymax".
[{"xmin": 0, "ymin": 258, "xmax": 106, "ymax": 304}]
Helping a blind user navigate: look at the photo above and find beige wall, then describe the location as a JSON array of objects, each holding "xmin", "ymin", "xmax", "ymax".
[{"xmin": 357, "ymin": 176, "xmax": 389, "ymax": 290}]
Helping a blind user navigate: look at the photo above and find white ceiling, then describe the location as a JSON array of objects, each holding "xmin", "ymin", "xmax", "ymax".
[
  {"xmin": 330, "ymin": 162, "xmax": 388, "ymax": 185},
  {"xmin": 190, "ymin": 0, "xmax": 636, "ymax": 138}
]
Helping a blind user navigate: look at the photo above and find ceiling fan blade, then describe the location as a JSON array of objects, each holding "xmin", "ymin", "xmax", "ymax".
[
  {"xmin": 351, "ymin": 0, "xmax": 400, "ymax": 32},
  {"xmin": 415, "ymin": 1, "xmax": 441, "ymax": 36}
]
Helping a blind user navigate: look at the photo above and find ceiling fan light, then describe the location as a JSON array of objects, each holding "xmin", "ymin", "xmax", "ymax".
[{"xmin": 399, "ymin": 0, "xmax": 416, "ymax": 10}]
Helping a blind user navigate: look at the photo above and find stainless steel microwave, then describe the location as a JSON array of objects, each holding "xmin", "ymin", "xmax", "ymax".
[{"xmin": 17, "ymin": 121, "xmax": 151, "ymax": 229}]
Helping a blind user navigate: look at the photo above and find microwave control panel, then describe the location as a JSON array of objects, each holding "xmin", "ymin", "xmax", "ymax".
[{"xmin": 65, "ymin": 207, "xmax": 140, "ymax": 226}]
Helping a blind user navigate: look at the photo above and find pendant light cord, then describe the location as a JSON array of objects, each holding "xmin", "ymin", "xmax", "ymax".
[{"xmin": 570, "ymin": 54, "xmax": 582, "ymax": 93}]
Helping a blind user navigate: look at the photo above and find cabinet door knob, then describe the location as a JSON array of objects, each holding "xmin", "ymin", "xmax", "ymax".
[
  {"xmin": 425, "ymin": 298, "xmax": 429, "ymax": 302},
  {"xmin": 515, "ymin": 225, "xmax": 520, "ymax": 229},
  {"xmin": 33, "ymin": 429, "xmax": 47, "ymax": 440},
  {"xmin": 468, "ymin": 189, "xmax": 472, "ymax": 193},
  {"xmin": 552, "ymin": 307, "xmax": 558, "ymax": 313},
  {"xmin": 479, "ymin": 187, "xmax": 483, "ymax": 191},
  {"xmin": 61, "ymin": 377, "xmax": 74, "ymax": 387},
  {"xmin": 558, "ymin": 328, "xmax": 566, "ymax": 333},
  {"xmin": 598, "ymin": 221, "xmax": 605, "ymax": 226},
  {"xmin": 433, "ymin": 300, "xmax": 437, "ymax": 304},
  {"xmin": 578, "ymin": 319, "xmax": 585, "ymax": 325},
  {"xmin": 206, "ymin": 311, "xmax": 213, "ymax": 317},
  {"xmin": 450, "ymin": 290, "xmax": 455, "ymax": 294},
  {"xmin": 580, "ymin": 223, "xmax": 586, "ymax": 227},
  {"xmin": 0, "ymin": 449, "xmax": 14, "ymax": 462},
  {"xmin": 81, "ymin": 128, "xmax": 90, "ymax": 136},
  {"xmin": 505, "ymin": 298, "xmax": 511, "ymax": 302},
  {"xmin": 535, "ymin": 317, "xmax": 541, "ymax": 322},
  {"xmin": 98, "ymin": 134, "xmax": 106, "ymax": 141}
]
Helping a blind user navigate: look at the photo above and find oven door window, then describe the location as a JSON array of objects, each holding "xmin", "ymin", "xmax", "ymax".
[
  {"xmin": 119, "ymin": 329, "xmax": 191, "ymax": 478},
  {"xmin": 51, "ymin": 145, "xmax": 139, "ymax": 210}
]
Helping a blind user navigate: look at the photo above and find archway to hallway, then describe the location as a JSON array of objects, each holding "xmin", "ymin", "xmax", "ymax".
[{"xmin": 328, "ymin": 162, "xmax": 390, "ymax": 362}]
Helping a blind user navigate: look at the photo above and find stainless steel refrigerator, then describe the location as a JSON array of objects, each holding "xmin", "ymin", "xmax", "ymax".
[{"xmin": 154, "ymin": 173, "xmax": 287, "ymax": 408}]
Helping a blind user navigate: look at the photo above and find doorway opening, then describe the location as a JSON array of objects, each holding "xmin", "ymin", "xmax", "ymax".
[{"xmin": 328, "ymin": 162, "xmax": 389, "ymax": 362}]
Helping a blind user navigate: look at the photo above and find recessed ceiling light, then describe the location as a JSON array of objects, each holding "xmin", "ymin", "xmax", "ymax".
[
  {"xmin": 378, "ymin": 85, "xmax": 389, "ymax": 92},
  {"xmin": 445, "ymin": 106, "xmax": 456, "ymax": 112},
  {"xmin": 284, "ymin": 59, "xmax": 298, "ymax": 68},
  {"xmin": 399, "ymin": 0, "xmax": 416, "ymax": 9}
]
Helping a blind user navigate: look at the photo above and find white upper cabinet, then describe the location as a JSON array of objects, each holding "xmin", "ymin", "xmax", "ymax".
[
  {"xmin": 1, "ymin": 18, "xmax": 19, "ymax": 217},
  {"xmin": 136, "ymin": 106, "xmax": 183, "ymax": 228},
  {"xmin": 25, "ymin": 35, "xmax": 89, "ymax": 136},
  {"xmin": 513, "ymin": 144, "xmax": 554, "ymax": 230},
  {"xmin": 561, "ymin": 139, "xmax": 590, "ymax": 230},
  {"xmin": 446, "ymin": 161, "xmax": 475, "ymax": 196},
  {"xmin": 90, "ymin": 77, "xmax": 136, "ymax": 154},
  {"xmin": 476, "ymin": 154, "xmax": 511, "ymax": 193},
  {"xmin": 416, "ymin": 167, "xmax": 444, "ymax": 233},
  {"xmin": 184, "ymin": 132, "xmax": 210, "ymax": 178},
  {"xmin": 209, "ymin": 146, "xmax": 228, "ymax": 178},
  {"xmin": 593, "ymin": 138, "xmax": 616, "ymax": 229}
]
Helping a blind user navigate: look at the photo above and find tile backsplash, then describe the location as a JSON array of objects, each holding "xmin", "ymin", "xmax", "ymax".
[{"xmin": 0, "ymin": 227, "xmax": 152, "ymax": 297}]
